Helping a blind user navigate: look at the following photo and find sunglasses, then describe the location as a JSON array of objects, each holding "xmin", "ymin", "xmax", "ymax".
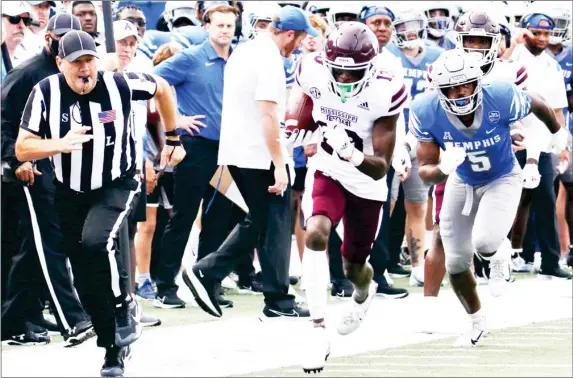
[
  {"xmin": 124, "ymin": 17, "xmax": 146, "ymax": 27},
  {"xmin": 4, "ymin": 15, "xmax": 32, "ymax": 26}
]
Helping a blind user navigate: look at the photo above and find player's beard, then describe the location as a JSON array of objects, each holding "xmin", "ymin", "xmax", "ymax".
[{"xmin": 524, "ymin": 38, "xmax": 547, "ymax": 56}]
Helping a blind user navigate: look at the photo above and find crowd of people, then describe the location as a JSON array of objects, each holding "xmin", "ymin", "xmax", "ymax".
[{"xmin": 1, "ymin": 0, "xmax": 572, "ymax": 377}]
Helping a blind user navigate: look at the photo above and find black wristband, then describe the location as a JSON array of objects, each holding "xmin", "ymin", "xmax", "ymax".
[
  {"xmin": 165, "ymin": 130, "xmax": 177, "ymax": 137},
  {"xmin": 166, "ymin": 139, "xmax": 181, "ymax": 147}
]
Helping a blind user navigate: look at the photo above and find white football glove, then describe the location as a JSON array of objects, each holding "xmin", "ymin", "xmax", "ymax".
[
  {"xmin": 438, "ymin": 146, "xmax": 467, "ymax": 175},
  {"xmin": 280, "ymin": 128, "xmax": 316, "ymax": 149},
  {"xmin": 522, "ymin": 163, "xmax": 541, "ymax": 189},
  {"xmin": 322, "ymin": 126, "xmax": 364, "ymax": 166},
  {"xmin": 552, "ymin": 127, "xmax": 569, "ymax": 153},
  {"xmin": 392, "ymin": 145, "xmax": 412, "ymax": 178},
  {"xmin": 323, "ymin": 126, "xmax": 354, "ymax": 160}
]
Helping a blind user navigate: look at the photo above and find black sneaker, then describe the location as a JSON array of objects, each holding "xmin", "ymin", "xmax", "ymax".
[
  {"xmin": 31, "ymin": 315, "xmax": 59, "ymax": 335},
  {"xmin": 259, "ymin": 305, "xmax": 310, "ymax": 321},
  {"xmin": 141, "ymin": 314, "xmax": 162, "ymax": 327},
  {"xmin": 538, "ymin": 267, "xmax": 572, "ymax": 280},
  {"xmin": 100, "ymin": 345, "xmax": 131, "ymax": 377},
  {"xmin": 64, "ymin": 320, "xmax": 96, "ymax": 347},
  {"xmin": 400, "ymin": 246, "xmax": 411, "ymax": 266},
  {"xmin": 2, "ymin": 330, "xmax": 51, "ymax": 346},
  {"xmin": 237, "ymin": 280, "xmax": 264, "ymax": 295},
  {"xmin": 152, "ymin": 292, "xmax": 186, "ymax": 309},
  {"xmin": 182, "ymin": 267, "xmax": 222, "ymax": 318},
  {"xmin": 330, "ymin": 279, "xmax": 354, "ymax": 298},
  {"xmin": 289, "ymin": 276, "xmax": 299, "ymax": 286},
  {"xmin": 114, "ymin": 296, "xmax": 142, "ymax": 348},
  {"xmin": 25, "ymin": 322, "xmax": 48, "ymax": 337},
  {"xmin": 375, "ymin": 276, "xmax": 409, "ymax": 299},
  {"xmin": 388, "ymin": 264, "xmax": 411, "ymax": 278},
  {"xmin": 217, "ymin": 296, "xmax": 234, "ymax": 308}
]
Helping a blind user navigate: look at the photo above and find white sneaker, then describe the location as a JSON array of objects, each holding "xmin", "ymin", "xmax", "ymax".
[
  {"xmin": 221, "ymin": 276, "xmax": 237, "ymax": 290},
  {"xmin": 454, "ymin": 317, "xmax": 487, "ymax": 348},
  {"xmin": 488, "ymin": 245, "xmax": 510, "ymax": 297},
  {"xmin": 533, "ymin": 252, "xmax": 541, "ymax": 273},
  {"xmin": 337, "ymin": 281, "xmax": 377, "ymax": 336},
  {"xmin": 511, "ymin": 255, "xmax": 529, "ymax": 272},
  {"xmin": 409, "ymin": 267, "xmax": 424, "ymax": 287},
  {"xmin": 301, "ymin": 325, "xmax": 330, "ymax": 374}
]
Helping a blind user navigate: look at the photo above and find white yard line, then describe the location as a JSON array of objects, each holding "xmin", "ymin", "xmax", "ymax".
[
  {"xmin": 1, "ymin": 279, "xmax": 571, "ymax": 377},
  {"xmin": 325, "ymin": 362, "xmax": 573, "ymax": 368},
  {"xmin": 356, "ymin": 355, "xmax": 477, "ymax": 359},
  {"xmin": 368, "ymin": 349, "xmax": 511, "ymax": 353}
]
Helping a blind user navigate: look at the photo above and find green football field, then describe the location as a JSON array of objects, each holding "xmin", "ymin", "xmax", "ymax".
[{"xmin": 2, "ymin": 274, "xmax": 572, "ymax": 377}]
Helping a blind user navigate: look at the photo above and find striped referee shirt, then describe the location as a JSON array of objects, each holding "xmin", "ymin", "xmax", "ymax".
[{"xmin": 20, "ymin": 71, "xmax": 157, "ymax": 192}]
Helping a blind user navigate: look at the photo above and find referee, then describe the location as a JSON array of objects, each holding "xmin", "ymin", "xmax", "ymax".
[{"xmin": 15, "ymin": 30, "xmax": 185, "ymax": 377}]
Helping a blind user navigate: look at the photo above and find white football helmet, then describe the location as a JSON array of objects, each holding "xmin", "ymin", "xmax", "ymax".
[
  {"xmin": 429, "ymin": 50, "xmax": 484, "ymax": 116},
  {"xmin": 163, "ymin": 1, "xmax": 198, "ymax": 30},
  {"xmin": 329, "ymin": 2, "xmax": 362, "ymax": 25},
  {"xmin": 392, "ymin": 8, "xmax": 428, "ymax": 49},
  {"xmin": 421, "ymin": 2, "xmax": 455, "ymax": 38},
  {"xmin": 545, "ymin": 4, "xmax": 571, "ymax": 44},
  {"xmin": 243, "ymin": 1, "xmax": 281, "ymax": 39}
]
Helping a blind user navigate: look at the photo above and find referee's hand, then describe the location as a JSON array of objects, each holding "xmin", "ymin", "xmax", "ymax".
[
  {"xmin": 15, "ymin": 162, "xmax": 42, "ymax": 185},
  {"xmin": 60, "ymin": 126, "xmax": 94, "ymax": 153},
  {"xmin": 160, "ymin": 144, "xmax": 186, "ymax": 169}
]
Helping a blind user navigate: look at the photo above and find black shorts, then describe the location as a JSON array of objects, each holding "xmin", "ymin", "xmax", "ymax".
[
  {"xmin": 147, "ymin": 171, "xmax": 174, "ymax": 210},
  {"xmin": 292, "ymin": 167, "xmax": 307, "ymax": 192}
]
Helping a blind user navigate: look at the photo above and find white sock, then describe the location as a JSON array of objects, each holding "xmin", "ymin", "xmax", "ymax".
[
  {"xmin": 302, "ymin": 247, "xmax": 329, "ymax": 321},
  {"xmin": 470, "ymin": 309, "xmax": 485, "ymax": 324},
  {"xmin": 137, "ymin": 273, "xmax": 151, "ymax": 285}
]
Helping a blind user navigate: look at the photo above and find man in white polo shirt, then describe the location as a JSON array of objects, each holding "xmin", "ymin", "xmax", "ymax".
[
  {"xmin": 509, "ymin": 12, "xmax": 572, "ymax": 280},
  {"xmin": 185, "ymin": 5, "xmax": 318, "ymax": 320}
]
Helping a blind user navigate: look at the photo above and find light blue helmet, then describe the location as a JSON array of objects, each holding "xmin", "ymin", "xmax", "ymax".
[{"xmin": 392, "ymin": 8, "xmax": 428, "ymax": 49}]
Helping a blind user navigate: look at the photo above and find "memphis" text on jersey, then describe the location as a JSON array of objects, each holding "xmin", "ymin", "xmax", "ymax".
[{"xmin": 444, "ymin": 134, "xmax": 502, "ymax": 151}]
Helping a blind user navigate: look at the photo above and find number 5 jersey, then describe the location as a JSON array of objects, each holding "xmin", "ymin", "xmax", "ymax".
[{"xmin": 294, "ymin": 52, "xmax": 408, "ymax": 201}]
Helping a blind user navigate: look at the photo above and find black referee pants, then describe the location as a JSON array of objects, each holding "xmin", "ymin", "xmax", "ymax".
[
  {"xmin": 194, "ymin": 165, "xmax": 295, "ymax": 309},
  {"xmin": 54, "ymin": 176, "xmax": 140, "ymax": 348},
  {"xmin": 2, "ymin": 160, "xmax": 89, "ymax": 337}
]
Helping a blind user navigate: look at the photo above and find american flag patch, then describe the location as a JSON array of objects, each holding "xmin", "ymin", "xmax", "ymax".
[{"xmin": 98, "ymin": 110, "xmax": 116, "ymax": 123}]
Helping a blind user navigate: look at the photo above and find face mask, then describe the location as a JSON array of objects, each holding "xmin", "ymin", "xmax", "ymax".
[{"xmin": 49, "ymin": 37, "xmax": 59, "ymax": 56}]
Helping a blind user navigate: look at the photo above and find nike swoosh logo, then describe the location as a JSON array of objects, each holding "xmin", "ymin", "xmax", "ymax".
[
  {"xmin": 486, "ymin": 128, "xmax": 496, "ymax": 134},
  {"xmin": 567, "ymin": 62, "xmax": 573, "ymax": 66},
  {"xmin": 471, "ymin": 330, "xmax": 484, "ymax": 345},
  {"xmin": 268, "ymin": 309, "xmax": 298, "ymax": 317},
  {"xmin": 205, "ymin": 62, "xmax": 215, "ymax": 67}
]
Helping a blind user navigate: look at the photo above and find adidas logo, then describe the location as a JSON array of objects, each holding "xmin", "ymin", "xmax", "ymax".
[{"xmin": 358, "ymin": 102, "xmax": 369, "ymax": 110}]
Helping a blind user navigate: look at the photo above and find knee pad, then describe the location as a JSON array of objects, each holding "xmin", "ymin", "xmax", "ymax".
[{"xmin": 445, "ymin": 252, "xmax": 472, "ymax": 275}]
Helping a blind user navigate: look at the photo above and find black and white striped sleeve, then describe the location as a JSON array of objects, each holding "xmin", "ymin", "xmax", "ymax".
[
  {"xmin": 20, "ymin": 85, "xmax": 48, "ymax": 138},
  {"xmin": 124, "ymin": 72, "xmax": 157, "ymax": 101}
]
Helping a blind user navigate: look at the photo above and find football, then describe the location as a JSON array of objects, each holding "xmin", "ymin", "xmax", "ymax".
[{"xmin": 285, "ymin": 91, "xmax": 318, "ymax": 132}]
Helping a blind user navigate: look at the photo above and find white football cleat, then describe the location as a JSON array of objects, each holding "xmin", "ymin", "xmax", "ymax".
[
  {"xmin": 337, "ymin": 281, "xmax": 377, "ymax": 336},
  {"xmin": 488, "ymin": 241, "xmax": 511, "ymax": 297},
  {"xmin": 454, "ymin": 317, "xmax": 487, "ymax": 348},
  {"xmin": 301, "ymin": 325, "xmax": 330, "ymax": 374},
  {"xmin": 409, "ymin": 267, "xmax": 424, "ymax": 287}
]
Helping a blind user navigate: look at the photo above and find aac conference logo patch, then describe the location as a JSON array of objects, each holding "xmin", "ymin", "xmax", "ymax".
[
  {"xmin": 309, "ymin": 87, "xmax": 321, "ymax": 99},
  {"xmin": 488, "ymin": 110, "xmax": 500, "ymax": 124}
]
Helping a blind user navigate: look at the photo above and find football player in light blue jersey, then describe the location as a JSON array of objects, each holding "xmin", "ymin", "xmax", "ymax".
[
  {"xmin": 545, "ymin": 5, "xmax": 573, "ymax": 265},
  {"xmin": 410, "ymin": 50, "xmax": 569, "ymax": 347},
  {"xmin": 386, "ymin": 8, "xmax": 444, "ymax": 287}
]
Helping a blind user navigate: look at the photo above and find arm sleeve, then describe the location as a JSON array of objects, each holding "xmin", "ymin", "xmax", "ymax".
[
  {"xmin": 408, "ymin": 101, "xmax": 436, "ymax": 143},
  {"xmin": 123, "ymin": 72, "xmax": 158, "ymax": 101},
  {"xmin": 1, "ymin": 70, "xmax": 30, "ymax": 168},
  {"xmin": 20, "ymin": 85, "xmax": 49, "ymax": 138},
  {"xmin": 506, "ymin": 84, "xmax": 532, "ymax": 124}
]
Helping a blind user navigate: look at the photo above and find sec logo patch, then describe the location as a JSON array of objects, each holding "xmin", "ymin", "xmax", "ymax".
[{"xmin": 309, "ymin": 87, "xmax": 321, "ymax": 99}]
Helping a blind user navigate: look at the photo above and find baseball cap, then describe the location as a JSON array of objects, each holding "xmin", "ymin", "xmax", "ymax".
[
  {"xmin": 58, "ymin": 30, "xmax": 98, "ymax": 62},
  {"xmin": 113, "ymin": 20, "xmax": 141, "ymax": 41},
  {"xmin": 272, "ymin": 5, "xmax": 319, "ymax": 37},
  {"xmin": 47, "ymin": 12, "xmax": 81, "ymax": 36},
  {"xmin": 2, "ymin": 1, "xmax": 32, "ymax": 17},
  {"xmin": 520, "ymin": 13, "xmax": 555, "ymax": 30},
  {"xmin": 27, "ymin": 1, "xmax": 57, "ymax": 7}
]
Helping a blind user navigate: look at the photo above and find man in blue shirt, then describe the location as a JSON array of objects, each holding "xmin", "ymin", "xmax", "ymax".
[{"xmin": 152, "ymin": 3, "xmax": 239, "ymax": 308}]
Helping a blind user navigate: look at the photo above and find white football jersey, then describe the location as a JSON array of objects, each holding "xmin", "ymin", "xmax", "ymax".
[
  {"xmin": 484, "ymin": 59, "xmax": 528, "ymax": 89},
  {"xmin": 295, "ymin": 52, "xmax": 408, "ymax": 201}
]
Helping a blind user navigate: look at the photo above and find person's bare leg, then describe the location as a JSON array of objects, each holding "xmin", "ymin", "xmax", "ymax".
[
  {"xmin": 556, "ymin": 181, "xmax": 570, "ymax": 256},
  {"xmin": 424, "ymin": 224, "xmax": 446, "ymax": 296},
  {"xmin": 449, "ymin": 270, "xmax": 481, "ymax": 315},
  {"xmin": 135, "ymin": 207, "xmax": 158, "ymax": 286},
  {"xmin": 405, "ymin": 200, "xmax": 428, "ymax": 271}
]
